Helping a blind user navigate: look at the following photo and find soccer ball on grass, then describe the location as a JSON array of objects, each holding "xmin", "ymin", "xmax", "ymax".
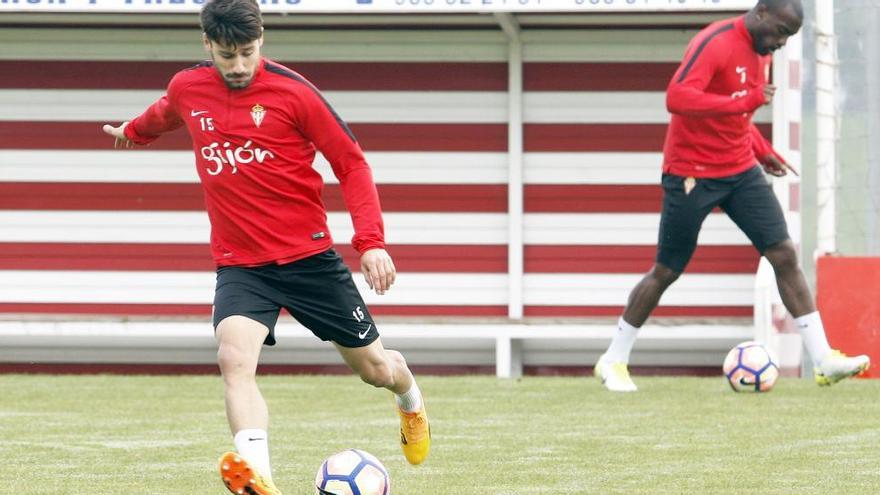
[
  {"xmin": 315, "ymin": 449, "xmax": 390, "ymax": 495},
  {"xmin": 722, "ymin": 341, "xmax": 780, "ymax": 392}
]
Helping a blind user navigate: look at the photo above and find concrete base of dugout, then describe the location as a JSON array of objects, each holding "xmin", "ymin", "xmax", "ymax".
[{"xmin": 0, "ymin": 318, "xmax": 754, "ymax": 378}]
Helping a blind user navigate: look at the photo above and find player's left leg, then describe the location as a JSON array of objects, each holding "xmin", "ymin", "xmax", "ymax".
[
  {"xmin": 277, "ymin": 249, "xmax": 430, "ymax": 465},
  {"xmin": 335, "ymin": 339, "xmax": 431, "ymax": 465},
  {"xmin": 722, "ymin": 167, "xmax": 869, "ymax": 385},
  {"xmin": 763, "ymin": 240, "xmax": 870, "ymax": 384}
]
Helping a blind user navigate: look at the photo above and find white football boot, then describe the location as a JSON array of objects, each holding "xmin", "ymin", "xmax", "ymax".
[
  {"xmin": 814, "ymin": 350, "xmax": 870, "ymax": 386},
  {"xmin": 595, "ymin": 354, "xmax": 638, "ymax": 392}
]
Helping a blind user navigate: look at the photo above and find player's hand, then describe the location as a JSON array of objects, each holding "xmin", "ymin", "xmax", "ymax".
[
  {"xmin": 761, "ymin": 153, "xmax": 799, "ymax": 177},
  {"xmin": 762, "ymin": 84, "xmax": 777, "ymax": 105},
  {"xmin": 360, "ymin": 248, "xmax": 396, "ymax": 295},
  {"xmin": 102, "ymin": 122, "xmax": 135, "ymax": 149}
]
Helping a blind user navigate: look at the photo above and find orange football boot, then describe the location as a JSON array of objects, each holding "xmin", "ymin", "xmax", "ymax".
[{"xmin": 218, "ymin": 452, "xmax": 282, "ymax": 495}]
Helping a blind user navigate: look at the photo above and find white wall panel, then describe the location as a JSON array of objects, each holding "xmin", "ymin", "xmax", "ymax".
[
  {"xmin": 315, "ymin": 153, "xmax": 509, "ymax": 185},
  {"xmin": 6, "ymin": 150, "xmax": 734, "ymax": 186},
  {"xmin": 525, "ymin": 92, "xmax": 772, "ymax": 124},
  {"xmin": 523, "ymin": 152, "xmax": 662, "ymax": 184},
  {"xmin": 0, "ymin": 150, "xmax": 510, "ymax": 185},
  {"xmin": 326, "ymin": 91, "xmax": 508, "ymax": 123},
  {"xmin": 0, "ymin": 211, "xmax": 211, "ymax": 243},
  {"xmin": 524, "ymin": 274, "xmax": 755, "ymax": 306},
  {"xmin": 522, "ymin": 30, "xmax": 696, "ymax": 62},
  {"xmin": 0, "ymin": 211, "xmax": 509, "ymax": 245},
  {"xmin": 0, "ymin": 270, "xmax": 752, "ymax": 307},
  {"xmin": 0, "ymin": 90, "xmax": 510, "ymax": 124},
  {"xmin": 0, "ymin": 211, "xmax": 752, "ymax": 246},
  {"xmin": 0, "ymin": 89, "xmax": 776, "ymax": 124},
  {"xmin": 0, "ymin": 89, "xmax": 165, "ymax": 122},
  {"xmin": 0, "ymin": 271, "xmax": 509, "ymax": 306},
  {"xmin": 526, "ymin": 92, "xmax": 668, "ymax": 124},
  {"xmin": 4, "ymin": 89, "xmax": 775, "ymax": 126},
  {"xmin": 0, "ymin": 150, "xmax": 200, "ymax": 183},
  {"xmin": 524, "ymin": 213, "xmax": 751, "ymax": 245}
]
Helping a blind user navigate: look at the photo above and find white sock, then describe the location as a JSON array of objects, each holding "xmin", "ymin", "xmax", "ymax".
[
  {"xmin": 395, "ymin": 381, "xmax": 422, "ymax": 413},
  {"xmin": 233, "ymin": 429, "xmax": 272, "ymax": 481},
  {"xmin": 604, "ymin": 317, "xmax": 641, "ymax": 363},
  {"xmin": 795, "ymin": 311, "xmax": 833, "ymax": 367}
]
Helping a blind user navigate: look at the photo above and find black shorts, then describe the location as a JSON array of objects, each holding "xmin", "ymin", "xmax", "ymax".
[
  {"xmin": 657, "ymin": 166, "xmax": 790, "ymax": 273},
  {"xmin": 212, "ymin": 249, "xmax": 379, "ymax": 348}
]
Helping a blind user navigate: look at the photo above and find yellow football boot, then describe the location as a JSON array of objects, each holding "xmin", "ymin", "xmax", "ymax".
[
  {"xmin": 218, "ymin": 451, "xmax": 282, "ymax": 495},
  {"xmin": 814, "ymin": 350, "xmax": 870, "ymax": 386},
  {"xmin": 595, "ymin": 353, "xmax": 638, "ymax": 392},
  {"xmin": 397, "ymin": 403, "xmax": 431, "ymax": 465}
]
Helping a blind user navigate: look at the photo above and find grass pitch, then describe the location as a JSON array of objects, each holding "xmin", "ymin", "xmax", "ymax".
[{"xmin": 1, "ymin": 373, "xmax": 878, "ymax": 494}]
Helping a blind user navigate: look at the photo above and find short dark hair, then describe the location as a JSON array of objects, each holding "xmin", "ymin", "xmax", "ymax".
[
  {"xmin": 201, "ymin": 0, "xmax": 263, "ymax": 47},
  {"xmin": 757, "ymin": 0, "xmax": 804, "ymax": 18}
]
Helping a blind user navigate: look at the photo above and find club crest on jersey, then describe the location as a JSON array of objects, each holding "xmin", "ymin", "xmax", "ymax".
[
  {"xmin": 684, "ymin": 176, "xmax": 697, "ymax": 195},
  {"xmin": 250, "ymin": 104, "xmax": 266, "ymax": 128}
]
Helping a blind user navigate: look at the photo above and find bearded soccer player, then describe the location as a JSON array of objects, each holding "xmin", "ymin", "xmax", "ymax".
[
  {"xmin": 594, "ymin": 0, "xmax": 869, "ymax": 392},
  {"xmin": 102, "ymin": 1, "xmax": 430, "ymax": 493}
]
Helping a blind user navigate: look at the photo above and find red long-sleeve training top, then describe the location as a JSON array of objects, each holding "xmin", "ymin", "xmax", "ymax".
[
  {"xmin": 125, "ymin": 58, "xmax": 384, "ymax": 267},
  {"xmin": 663, "ymin": 15, "xmax": 779, "ymax": 178}
]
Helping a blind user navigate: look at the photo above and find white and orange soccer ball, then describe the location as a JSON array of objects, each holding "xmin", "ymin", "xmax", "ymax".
[
  {"xmin": 722, "ymin": 341, "xmax": 780, "ymax": 392},
  {"xmin": 315, "ymin": 449, "xmax": 390, "ymax": 495}
]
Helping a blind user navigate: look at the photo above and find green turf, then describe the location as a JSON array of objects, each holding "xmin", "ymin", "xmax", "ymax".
[{"xmin": 1, "ymin": 374, "xmax": 878, "ymax": 494}]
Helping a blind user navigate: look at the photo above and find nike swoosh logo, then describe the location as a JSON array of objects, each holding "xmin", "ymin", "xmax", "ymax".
[
  {"xmin": 248, "ymin": 437, "xmax": 265, "ymax": 442},
  {"xmin": 358, "ymin": 324, "xmax": 372, "ymax": 340},
  {"xmin": 191, "ymin": 110, "xmax": 209, "ymax": 116}
]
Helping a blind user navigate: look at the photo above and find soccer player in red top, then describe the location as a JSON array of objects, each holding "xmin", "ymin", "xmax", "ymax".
[
  {"xmin": 103, "ymin": 1, "xmax": 430, "ymax": 493},
  {"xmin": 594, "ymin": 0, "xmax": 869, "ymax": 392}
]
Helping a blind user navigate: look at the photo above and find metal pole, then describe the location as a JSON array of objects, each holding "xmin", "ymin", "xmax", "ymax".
[
  {"xmin": 494, "ymin": 13, "xmax": 524, "ymax": 320},
  {"xmin": 815, "ymin": 0, "xmax": 837, "ymax": 254},
  {"xmin": 866, "ymin": 5, "xmax": 880, "ymax": 254}
]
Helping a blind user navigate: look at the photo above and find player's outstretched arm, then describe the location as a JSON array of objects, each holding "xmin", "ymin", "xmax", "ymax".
[
  {"xmin": 102, "ymin": 122, "xmax": 135, "ymax": 149},
  {"xmin": 360, "ymin": 248, "xmax": 396, "ymax": 296}
]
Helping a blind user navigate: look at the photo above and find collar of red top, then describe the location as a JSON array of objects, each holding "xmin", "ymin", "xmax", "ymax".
[
  {"xmin": 254, "ymin": 57, "xmax": 267, "ymax": 82},
  {"xmin": 734, "ymin": 15, "xmax": 755, "ymax": 49},
  {"xmin": 209, "ymin": 57, "xmax": 267, "ymax": 89}
]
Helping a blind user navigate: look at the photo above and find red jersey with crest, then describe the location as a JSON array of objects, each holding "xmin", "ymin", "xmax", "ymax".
[
  {"xmin": 663, "ymin": 15, "xmax": 779, "ymax": 178},
  {"xmin": 124, "ymin": 58, "xmax": 384, "ymax": 267}
]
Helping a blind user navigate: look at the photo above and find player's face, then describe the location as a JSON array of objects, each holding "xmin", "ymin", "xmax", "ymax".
[
  {"xmin": 204, "ymin": 36, "xmax": 264, "ymax": 89},
  {"xmin": 752, "ymin": 4, "xmax": 803, "ymax": 55}
]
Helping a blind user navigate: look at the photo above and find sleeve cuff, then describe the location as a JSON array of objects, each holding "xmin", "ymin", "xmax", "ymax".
[
  {"xmin": 123, "ymin": 120, "xmax": 156, "ymax": 145},
  {"xmin": 352, "ymin": 238, "xmax": 386, "ymax": 254}
]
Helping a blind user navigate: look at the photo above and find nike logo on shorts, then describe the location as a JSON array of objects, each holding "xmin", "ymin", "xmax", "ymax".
[{"xmin": 358, "ymin": 324, "xmax": 372, "ymax": 340}]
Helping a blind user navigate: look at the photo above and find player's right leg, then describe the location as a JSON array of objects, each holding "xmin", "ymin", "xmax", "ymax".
[
  {"xmin": 596, "ymin": 263, "xmax": 681, "ymax": 392},
  {"xmin": 216, "ymin": 318, "xmax": 283, "ymax": 495},
  {"xmin": 597, "ymin": 173, "xmax": 721, "ymax": 392},
  {"xmin": 216, "ymin": 316, "xmax": 281, "ymax": 495},
  {"xmin": 213, "ymin": 266, "xmax": 284, "ymax": 495}
]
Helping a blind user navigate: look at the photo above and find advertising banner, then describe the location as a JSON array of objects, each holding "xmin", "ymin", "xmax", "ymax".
[{"xmin": 0, "ymin": 0, "xmax": 756, "ymax": 14}]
